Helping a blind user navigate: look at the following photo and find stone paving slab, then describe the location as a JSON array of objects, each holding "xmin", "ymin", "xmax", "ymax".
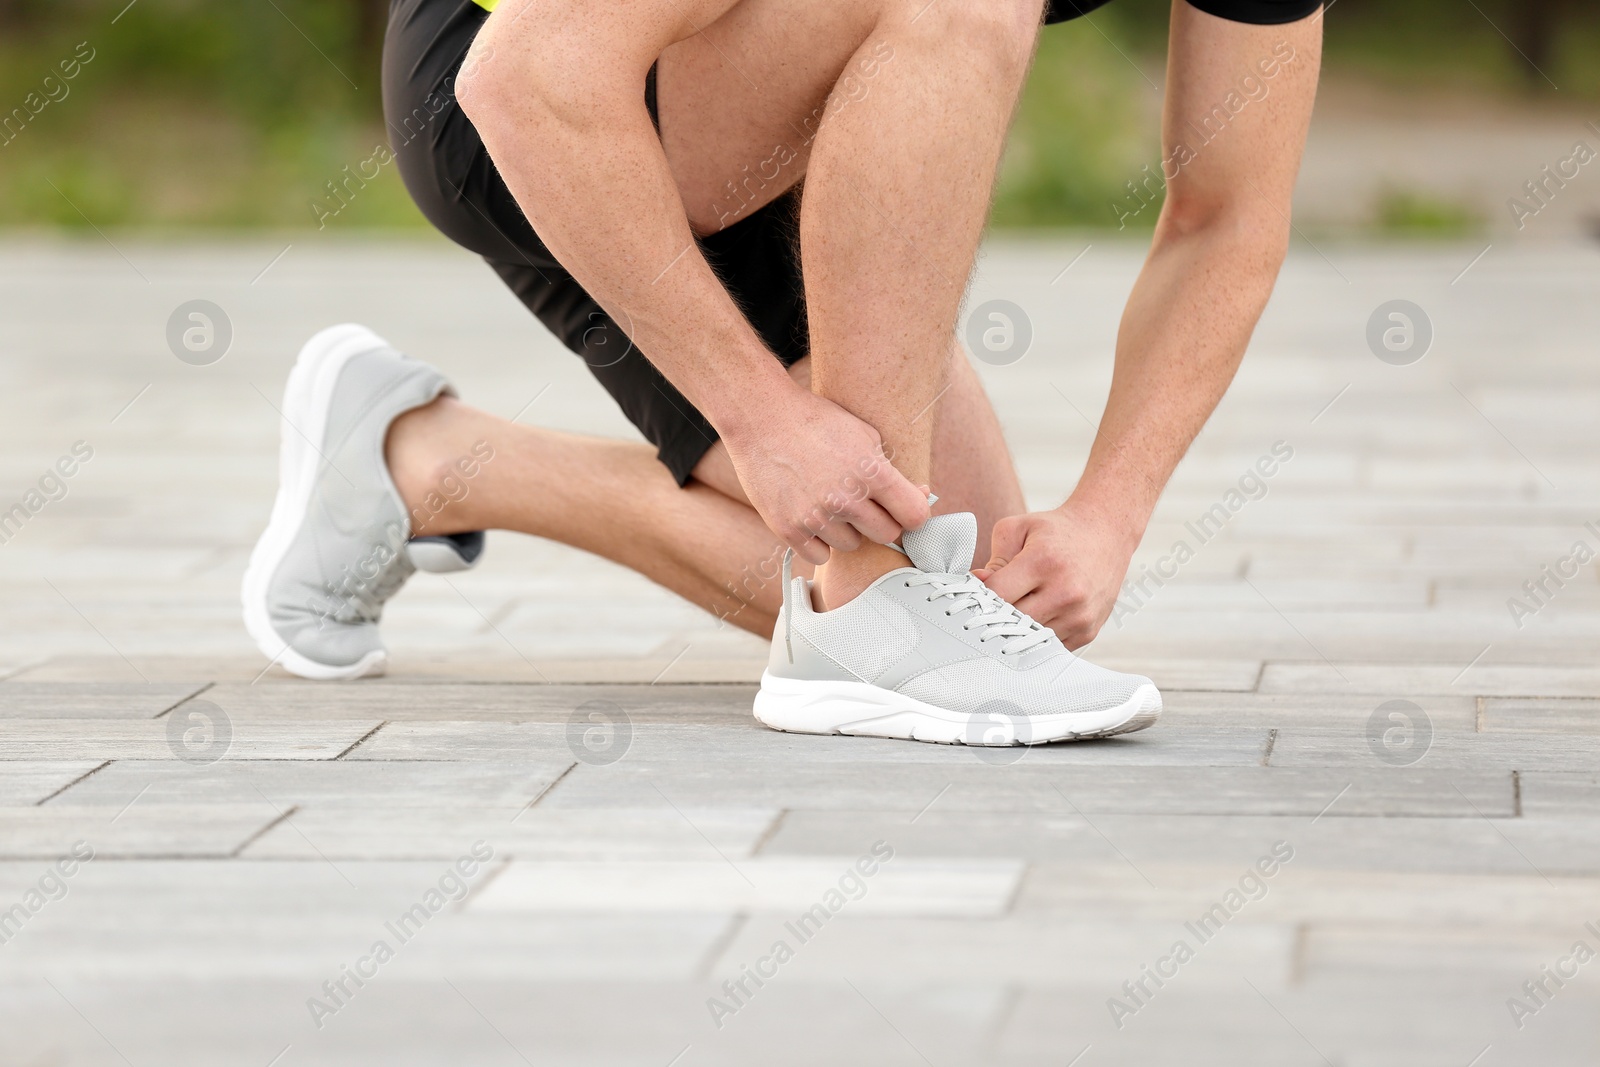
[
  {"xmin": 0, "ymin": 682, "xmax": 209, "ymax": 719},
  {"xmin": 1269, "ymin": 730, "xmax": 1600, "ymax": 772},
  {"xmin": 244, "ymin": 807, "xmax": 782, "ymax": 862},
  {"xmin": 0, "ymin": 907, "xmax": 731, "ymax": 981},
  {"xmin": 198, "ymin": 681, "xmax": 762, "ymax": 722},
  {"xmin": 0, "ymin": 975, "xmax": 1591, "ymax": 1067},
  {"xmin": 545, "ymin": 762, "xmax": 1516, "ymax": 817},
  {"xmin": 0, "ymin": 760, "xmax": 106, "ymax": 805},
  {"xmin": 0, "ymin": 719, "xmax": 383, "ymax": 761},
  {"xmin": 1158, "ymin": 690, "xmax": 1479, "ymax": 729},
  {"xmin": 472, "ymin": 857, "xmax": 1023, "ymax": 917},
  {"xmin": 4, "ymin": 241, "xmax": 1599, "ymax": 1063},
  {"xmin": 1518, "ymin": 771, "xmax": 1600, "ymax": 818},
  {"xmin": 43, "ymin": 758, "xmax": 570, "ymax": 810},
  {"xmin": 1481, "ymin": 697, "xmax": 1600, "ymax": 734},
  {"xmin": 348, "ymin": 718, "xmax": 1270, "ymax": 766},
  {"xmin": 0, "ymin": 804, "xmax": 285, "ymax": 859},
  {"xmin": 766, "ymin": 810, "xmax": 1600, "ymax": 877},
  {"xmin": 1260, "ymin": 662, "xmax": 1600, "ymax": 697}
]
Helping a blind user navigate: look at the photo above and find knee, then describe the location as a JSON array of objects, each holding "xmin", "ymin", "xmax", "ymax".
[{"xmin": 896, "ymin": 0, "xmax": 1043, "ymax": 79}]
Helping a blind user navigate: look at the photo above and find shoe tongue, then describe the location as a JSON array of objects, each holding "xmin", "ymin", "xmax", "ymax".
[{"xmin": 900, "ymin": 512, "xmax": 977, "ymax": 575}]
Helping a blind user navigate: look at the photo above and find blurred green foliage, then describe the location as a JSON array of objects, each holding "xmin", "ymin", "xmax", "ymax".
[
  {"xmin": 0, "ymin": 0, "xmax": 1595, "ymax": 231},
  {"xmin": 991, "ymin": 17, "xmax": 1156, "ymax": 230},
  {"xmin": 1374, "ymin": 187, "xmax": 1486, "ymax": 237},
  {"xmin": 0, "ymin": 0, "xmax": 415, "ymax": 228}
]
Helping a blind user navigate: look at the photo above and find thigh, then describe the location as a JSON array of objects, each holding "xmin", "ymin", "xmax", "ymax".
[
  {"xmin": 383, "ymin": 0, "xmax": 556, "ymax": 264},
  {"xmin": 656, "ymin": 0, "xmax": 886, "ymax": 234}
]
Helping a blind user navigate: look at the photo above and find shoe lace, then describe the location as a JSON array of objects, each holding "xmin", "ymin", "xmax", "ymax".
[{"xmin": 903, "ymin": 572, "xmax": 1055, "ymax": 656}]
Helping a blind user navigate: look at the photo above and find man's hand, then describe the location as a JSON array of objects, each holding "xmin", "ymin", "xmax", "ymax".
[
  {"xmin": 973, "ymin": 503, "xmax": 1139, "ymax": 649},
  {"xmin": 721, "ymin": 381, "xmax": 931, "ymax": 566}
]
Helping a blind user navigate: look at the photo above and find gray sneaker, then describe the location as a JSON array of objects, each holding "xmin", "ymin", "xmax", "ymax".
[
  {"xmin": 241, "ymin": 324, "xmax": 484, "ymax": 680},
  {"xmin": 755, "ymin": 512, "xmax": 1160, "ymax": 744}
]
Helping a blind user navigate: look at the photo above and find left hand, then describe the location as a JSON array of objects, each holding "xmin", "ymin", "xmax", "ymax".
[{"xmin": 973, "ymin": 504, "xmax": 1141, "ymax": 650}]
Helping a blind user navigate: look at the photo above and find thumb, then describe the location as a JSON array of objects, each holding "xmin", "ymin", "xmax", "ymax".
[{"xmin": 982, "ymin": 515, "xmax": 1029, "ymax": 575}]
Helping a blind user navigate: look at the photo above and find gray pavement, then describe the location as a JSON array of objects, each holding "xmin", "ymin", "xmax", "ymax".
[{"xmin": 2, "ymin": 237, "xmax": 1598, "ymax": 1064}]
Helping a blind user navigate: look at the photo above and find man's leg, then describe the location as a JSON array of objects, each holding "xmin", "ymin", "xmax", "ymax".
[
  {"xmin": 385, "ymin": 342, "xmax": 1022, "ymax": 638},
  {"xmin": 797, "ymin": 0, "xmax": 1042, "ymax": 608},
  {"xmin": 387, "ymin": 399, "xmax": 787, "ymax": 632}
]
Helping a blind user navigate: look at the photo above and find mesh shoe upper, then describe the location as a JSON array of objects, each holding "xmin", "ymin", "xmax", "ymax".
[{"xmin": 262, "ymin": 341, "xmax": 451, "ymax": 668}]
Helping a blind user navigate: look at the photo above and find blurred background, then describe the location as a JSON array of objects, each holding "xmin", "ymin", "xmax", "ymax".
[{"xmin": 2, "ymin": 0, "xmax": 1598, "ymax": 237}]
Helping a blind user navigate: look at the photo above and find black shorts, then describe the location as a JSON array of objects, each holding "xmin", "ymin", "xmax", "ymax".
[{"xmin": 383, "ymin": 0, "xmax": 1319, "ymax": 485}]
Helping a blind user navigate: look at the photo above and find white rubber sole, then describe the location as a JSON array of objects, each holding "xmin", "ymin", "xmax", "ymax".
[
  {"xmin": 753, "ymin": 672, "xmax": 1161, "ymax": 745},
  {"xmin": 240, "ymin": 324, "xmax": 391, "ymax": 681}
]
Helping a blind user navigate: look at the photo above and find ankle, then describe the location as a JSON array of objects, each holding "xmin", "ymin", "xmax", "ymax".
[
  {"xmin": 812, "ymin": 542, "xmax": 908, "ymax": 611},
  {"xmin": 385, "ymin": 399, "xmax": 486, "ymax": 536}
]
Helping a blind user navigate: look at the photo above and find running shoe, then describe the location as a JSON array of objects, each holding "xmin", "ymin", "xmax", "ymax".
[
  {"xmin": 754, "ymin": 512, "xmax": 1160, "ymax": 744},
  {"xmin": 242, "ymin": 324, "xmax": 484, "ymax": 679}
]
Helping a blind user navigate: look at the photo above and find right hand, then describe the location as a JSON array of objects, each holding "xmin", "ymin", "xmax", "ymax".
[{"xmin": 721, "ymin": 384, "xmax": 930, "ymax": 565}]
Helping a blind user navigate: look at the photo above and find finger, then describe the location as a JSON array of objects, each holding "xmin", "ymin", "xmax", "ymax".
[
  {"xmin": 1015, "ymin": 592, "xmax": 1094, "ymax": 650},
  {"xmin": 970, "ymin": 566, "xmax": 992, "ymax": 581},
  {"xmin": 810, "ymin": 518, "xmax": 863, "ymax": 555},
  {"xmin": 984, "ymin": 549, "xmax": 1044, "ymax": 607},
  {"xmin": 839, "ymin": 498, "xmax": 903, "ymax": 547},
  {"xmin": 983, "ymin": 516, "xmax": 1029, "ymax": 573},
  {"xmin": 866, "ymin": 464, "xmax": 932, "ymax": 531},
  {"xmin": 1011, "ymin": 589, "xmax": 1060, "ymax": 627},
  {"xmin": 792, "ymin": 533, "xmax": 830, "ymax": 567}
]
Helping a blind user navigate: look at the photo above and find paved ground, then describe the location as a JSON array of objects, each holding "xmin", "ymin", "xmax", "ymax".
[{"xmin": 2, "ymin": 237, "xmax": 1599, "ymax": 1065}]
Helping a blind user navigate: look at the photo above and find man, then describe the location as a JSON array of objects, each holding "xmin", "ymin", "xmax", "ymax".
[{"xmin": 243, "ymin": 0, "xmax": 1322, "ymax": 745}]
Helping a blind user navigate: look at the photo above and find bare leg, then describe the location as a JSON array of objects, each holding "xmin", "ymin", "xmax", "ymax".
[
  {"xmin": 387, "ymin": 398, "xmax": 792, "ymax": 635},
  {"xmin": 386, "ymin": 339, "xmax": 1022, "ymax": 638},
  {"xmin": 797, "ymin": 1, "xmax": 1042, "ymax": 608}
]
